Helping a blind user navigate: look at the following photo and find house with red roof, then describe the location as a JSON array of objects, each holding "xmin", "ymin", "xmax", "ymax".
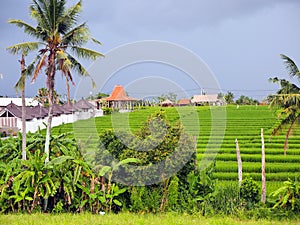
[
  {"xmin": 177, "ymin": 98, "xmax": 191, "ymax": 106},
  {"xmin": 99, "ymin": 85, "xmax": 137, "ymax": 111}
]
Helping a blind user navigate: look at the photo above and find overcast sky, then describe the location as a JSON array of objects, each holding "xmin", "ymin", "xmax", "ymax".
[{"xmin": 1, "ymin": 0, "xmax": 300, "ymax": 101}]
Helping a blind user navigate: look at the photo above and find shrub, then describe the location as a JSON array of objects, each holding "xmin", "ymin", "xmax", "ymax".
[{"xmin": 240, "ymin": 176, "xmax": 260, "ymax": 207}]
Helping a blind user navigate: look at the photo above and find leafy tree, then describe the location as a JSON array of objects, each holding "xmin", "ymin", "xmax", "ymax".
[
  {"xmin": 224, "ymin": 91, "xmax": 234, "ymax": 104},
  {"xmin": 268, "ymin": 54, "xmax": 300, "ymax": 155},
  {"xmin": 158, "ymin": 92, "xmax": 177, "ymax": 103},
  {"xmin": 235, "ymin": 95, "xmax": 259, "ymax": 105},
  {"xmin": 7, "ymin": 0, "xmax": 103, "ymax": 164}
]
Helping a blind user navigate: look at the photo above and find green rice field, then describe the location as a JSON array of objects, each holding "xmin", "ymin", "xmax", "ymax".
[{"xmin": 52, "ymin": 105, "xmax": 300, "ymax": 193}]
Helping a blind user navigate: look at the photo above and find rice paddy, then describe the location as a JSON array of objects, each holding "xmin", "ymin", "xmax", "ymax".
[{"xmin": 52, "ymin": 105, "xmax": 300, "ymax": 193}]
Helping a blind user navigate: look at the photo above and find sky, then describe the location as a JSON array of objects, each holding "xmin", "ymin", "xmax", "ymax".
[{"xmin": 1, "ymin": 0, "xmax": 300, "ymax": 101}]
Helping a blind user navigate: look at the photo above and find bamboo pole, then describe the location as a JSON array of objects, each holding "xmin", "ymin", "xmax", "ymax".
[
  {"xmin": 261, "ymin": 128, "xmax": 266, "ymax": 203},
  {"xmin": 235, "ymin": 139, "xmax": 242, "ymax": 186}
]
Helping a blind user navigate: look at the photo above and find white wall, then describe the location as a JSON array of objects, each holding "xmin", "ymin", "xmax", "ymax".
[{"xmin": 21, "ymin": 109, "xmax": 102, "ymax": 133}]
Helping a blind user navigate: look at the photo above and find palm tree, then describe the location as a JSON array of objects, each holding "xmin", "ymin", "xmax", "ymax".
[
  {"xmin": 13, "ymin": 53, "xmax": 36, "ymax": 161},
  {"xmin": 268, "ymin": 54, "xmax": 300, "ymax": 155},
  {"xmin": 8, "ymin": 0, "xmax": 103, "ymax": 163}
]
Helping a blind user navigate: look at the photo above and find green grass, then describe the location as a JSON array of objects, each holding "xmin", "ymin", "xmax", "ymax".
[
  {"xmin": 1, "ymin": 213, "xmax": 300, "ymax": 225},
  {"xmin": 51, "ymin": 105, "xmax": 300, "ymax": 186}
]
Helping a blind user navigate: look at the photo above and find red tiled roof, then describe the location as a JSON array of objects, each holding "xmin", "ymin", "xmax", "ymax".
[
  {"xmin": 102, "ymin": 85, "xmax": 136, "ymax": 101},
  {"xmin": 177, "ymin": 99, "xmax": 191, "ymax": 105}
]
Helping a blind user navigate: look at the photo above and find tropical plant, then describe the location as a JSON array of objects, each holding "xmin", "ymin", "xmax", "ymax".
[
  {"xmin": 7, "ymin": 0, "xmax": 103, "ymax": 164},
  {"xmin": 268, "ymin": 54, "xmax": 300, "ymax": 155},
  {"xmin": 34, "ymin": 88, "xmax": 61, "ymax": 106},
  {"xmin": 271, "ymin": 178, "xmax": 300, "ymax": 211},
  {"xmin": 12, "ymin": 52, "xmax": 36, "ymax": 161}
]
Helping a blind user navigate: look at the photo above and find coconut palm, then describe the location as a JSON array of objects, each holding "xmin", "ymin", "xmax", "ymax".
[
  {"xmin": 7, "ymin": 0, "xmax": 103, "ymax": 163},
  {"xmin": 268, "ymin": 54, "xmax": 300, "ymax": 155},
  {"xmin": 13, "ymin": 53, "xmax": 36, "ymax": 161}
]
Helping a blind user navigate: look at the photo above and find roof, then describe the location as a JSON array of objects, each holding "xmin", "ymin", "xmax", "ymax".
[
  {"xmin": 0, "ymin": 98, "xmax": 39, "ymax": 107},
  {"xmin": 177, "ymin": 99, "xmax": 191, "ymax": 105},
  {"xmin": 74, "ymin": 99, "xmax": 95, "ymax": 110},
  {"xmin": 28, "ymin": 104, "xmax": 48, "ymax": 118},
  {"xmin": 191, "ymin": 94, "xmax": 218, "ymax": 103},
  {"xmin": 160, "ymin": 99, "xmax": 174, "ymax": 105},
  {"xmin": 0, "ymin": 98, "xmax": 97, "ymax": 120},
  {"xmin": 102, "ymin": 85, "xmax": 137, "ymax": 101},
  {"xmin": 0, "ymin": 102, "xmax": 34, "ymax": 120}
]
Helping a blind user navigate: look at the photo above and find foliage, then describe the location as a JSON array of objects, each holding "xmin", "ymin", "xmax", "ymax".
[
  {"xmin": 235, "ymin": 95, "xmax": 259, "ymax": 105},
  {"xmin": 268, "ymin": 54, "xmax": 300, "ymax": 154},
  {"xmin": 271, "ymin": 178, "xmax": 300, "ymax": 211},
  {"xmin": 7, "ymin": 0, "xmax": 103, "ymax": 164},
  {"xmin": 158, "ymin": 92, "xmax": 177, "ymax": 103},
  {"xmin": 34, "ymin": 88, "xmax": 62, "ymax": 106},
  {"xmin": 240, "ymin": 176, "xmax": 260, "ymax": 206},
  {"xmin": 102, "ymin": 107, "xmax": 113, "ymax": 115},
  {"xmin": 224, "ymin": 91, "xmax": 235, "ymax": 104}
]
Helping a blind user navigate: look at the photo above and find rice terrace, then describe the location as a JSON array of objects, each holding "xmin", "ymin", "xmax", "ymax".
[{"xmin": 1, "ymin": 0, "xmax": 300, "ymax": 224}]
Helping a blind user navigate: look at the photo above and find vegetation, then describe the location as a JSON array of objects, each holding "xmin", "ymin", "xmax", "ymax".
[
  {"xmin": 268, "ymin": 54, "xmax": 300, "ymax": 155},
  {"xmin": 0, "ymin": 107, "xmax": 300, "ymax": 222},
  {"xmin": 7, "ymin": 0, "xmax": 103, "ymax": 164}
]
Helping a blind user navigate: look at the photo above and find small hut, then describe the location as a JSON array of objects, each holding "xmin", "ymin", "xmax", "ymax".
[{"xmin": 160, "ymin": 99, "xmax": 174, "ymax": 107}]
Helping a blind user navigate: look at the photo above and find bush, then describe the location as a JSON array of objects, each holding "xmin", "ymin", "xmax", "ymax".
[
  {"xmin": 240, "ymin": 176, "xmax": 260, "ymax": 207},
  {"xmin": 102, "ymin": 107, "xmax": 112, "ymax": 115}
]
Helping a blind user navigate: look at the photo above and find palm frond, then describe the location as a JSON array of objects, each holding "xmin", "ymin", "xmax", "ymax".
[
  {"xmin": 8, "ymin": 19, "xmax": 38, "ymax": 38},
  {"xmin": 6, "ymin": 42, "xmax": 40, "ymax": 55},
  {"xmin": 58, "ymin": 0, "xmax": 82, "ymax": 33},
  {"xmin": 91, "ymin": 38, "xmax": 102, "ymax": 45},
  {"xmin": 280, "ymin": 54, "xmax": 300, "ymax": 79},
  {"xmin": 271, "ymin": 107, "xmax": 298, "ymax": 136},
  {"xmin": 70, "ymin": 46, "xmax": 104, "ymax": 60},
  {"xmin": 32, "ymin": 53, "xmax": 47, "ymax": 83},
  {"xmin": 269, "ymin": 94, "xmax": 300, "ymax": 108},
  {"xmin": 14, "ymin": 76, "xmax": 26, "ymax": 92},
  {"xmin": 67, "ymin": 54, "xmax": 96, "ymax": 88},
  {"xmin": 61, "ymin": 23, "xmax": 89, "ymax": 46}
]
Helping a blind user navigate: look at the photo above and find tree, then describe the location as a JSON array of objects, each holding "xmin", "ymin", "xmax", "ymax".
[
  {"xmin": 34, "ymin": 88, "xmax": 61, "ymax": 106},
  {"xmin": 268, "ymin": 54, "xmax": 300, "ymax": 155},
  {"xmin": 158, "ymin": 92, "xmax": 177, "ymax": 103},
  {"xmin": 8, "ymin": 0, "xmax": 103, "ymax": 163},
  {"xmin": 235, "ymin": 95, "xmax": 259, "ymax": 105},
  {"xmin": 224, "ymin": 91, "xmax": 234, "ymax": 104},
  {"xmin": 14, "ymin": 53, "xmax": 35, "ymax": 161}
]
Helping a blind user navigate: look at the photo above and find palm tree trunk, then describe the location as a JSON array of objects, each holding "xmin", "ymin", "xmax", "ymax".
[
  {"xmin": 21, "ymin": 53, "xmax": 26, "ymax": 161},
  {"xmin": 284, "ymin": 118, "xmax": 298, "ymax": 156},
  {"xmin": 66, "ymin": 78, "xmax": 71, "ymax": 105},
  {"xmin": 44, "ymin": 52, "xmax": 56, "ymax": 164}
]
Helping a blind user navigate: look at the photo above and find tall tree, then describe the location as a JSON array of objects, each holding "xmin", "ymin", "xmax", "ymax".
[
  {"xmin": 7, "ymin": 0, "xmax": 103, "ymax": 163},
  {"xmin": 268, "ymin": 54, "xmax": 300, "ymax": 155},
  {"xmin": 7, "ymin": 45, "xmax": 37, "ymax": 161},
  {"xmin": 224, "ymin": 91, "xmax": 234, "ymax": 104}
]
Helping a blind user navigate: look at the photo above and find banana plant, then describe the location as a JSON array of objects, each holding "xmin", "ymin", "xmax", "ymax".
[
  {"xmin": 97, "ymin": 158, "xmax": 140, "ymax": 212},
  {"xmin": 271, "ymin": 178, "xmax": 300, "ymax": 211},
  {"xmin": 15, "ymin": 150, "xmax": 59, "ymax": 212}
]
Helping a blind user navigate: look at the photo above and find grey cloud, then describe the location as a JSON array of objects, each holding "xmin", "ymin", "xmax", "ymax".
[{"xmin": 84, "ymin": 0, "xmax": 300, "ymax": 33}]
